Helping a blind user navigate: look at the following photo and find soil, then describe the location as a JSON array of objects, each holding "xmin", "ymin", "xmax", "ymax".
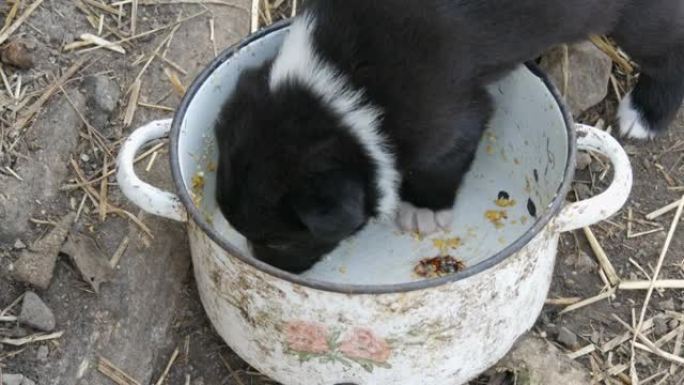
[{"xmin": 1, "ymin": 1, "xmax": 683, "ymax": 384}]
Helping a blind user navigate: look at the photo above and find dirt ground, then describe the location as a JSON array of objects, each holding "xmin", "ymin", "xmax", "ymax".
[{"xmin": 1, "ymin": 1, "xmax": 684, "ymax": 385}]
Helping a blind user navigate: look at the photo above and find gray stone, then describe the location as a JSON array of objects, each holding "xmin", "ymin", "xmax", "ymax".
[
  {"xmin": 575, "ymin": 184, "xmax": 592, "ymax": 200},
  {"xmin": 82, "ymin": 75, "xmax": 121, "ymax": 135},
  {"xmin": 0, "ymin": 91, "xmax": 84, "ymax": 243},
  {"xmin": 557, "ymin": 327, "xmax": 578, "ymax": 348},
  {"xmin": 1, "ymin": 374, "xmax": 24, "ymax": 385},
  {"xmin": 18, "ymin": 292, "xmax": 56, "ymax": 332},
  {"xmin": 14, "ymin": 213, "xmax": 75, "ymax": 289},
  {"xmin": 539, "ymin": 42, "xmax": 613, "ymax": 117},
  {"xmin": 82, "ymin": 75, "xmax": 120, "ymax": 113},
  {"xmin": 36, "ymin": 345, "xmax": 49, "ymax": 362},
  {"xmin": 669, "ymin": 319, "xmax": 680, "ymax": 330},
  {"xmin": 659, "ymin": 298, "xmax": 676, "ymax": 311},
  {"xmin": 21, "ymin": 378, "xmax": 35, "ymax": 385},
  {"xmin": 13, "ymin": 239, "xmax": 26, "ymax": 250},
  {"xmin": 498, "ymin": 334, "xmax": 591, "ymax": 384},
  {"xmin": 654, "ymin": 318, "xmax": 669, "ymax": 335},
  {"xmin": 575, "ymin": 152, "xmax": 592, "ymax": 170},
  {"xmin": 573, "ymin": 251, "xmax": 597, "ymax": 273}
]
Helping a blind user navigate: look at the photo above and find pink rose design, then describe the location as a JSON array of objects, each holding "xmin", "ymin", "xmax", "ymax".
[
  {"xmin": 339, "ymin": 328, "xmax": 391, "ymax": 363},
  {"xmin": 285, "ymin": 321, "xmax": 330, "ymax": 354}
]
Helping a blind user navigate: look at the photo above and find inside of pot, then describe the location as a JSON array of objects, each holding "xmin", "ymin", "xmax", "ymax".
[{"xmin": 177, "ymin": 26, "xmax": 569, "ymax": 285}]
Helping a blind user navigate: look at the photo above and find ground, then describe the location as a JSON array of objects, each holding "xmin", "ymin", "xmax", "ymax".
[{"xmin": 0, "ymin": 1, "xmax": 683, "ymax": 384}]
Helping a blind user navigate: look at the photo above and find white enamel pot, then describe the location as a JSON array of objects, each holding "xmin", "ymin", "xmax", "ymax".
[{"xmin": 117, "ymin": 22, "xmax": 633, "ymax": 385}]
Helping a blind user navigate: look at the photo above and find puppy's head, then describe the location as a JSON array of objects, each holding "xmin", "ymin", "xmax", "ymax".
[{"xmin": 215, "ymin": 65, "xmax": 378, "ymax": 273}]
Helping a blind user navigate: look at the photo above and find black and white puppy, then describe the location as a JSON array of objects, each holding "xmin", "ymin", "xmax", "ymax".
[{"xmin": 216, "ymin": 0, "xmax": 684, "ymax": 273}]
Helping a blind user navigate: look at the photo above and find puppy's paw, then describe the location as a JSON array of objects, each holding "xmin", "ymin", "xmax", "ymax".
[
  {"xmin": 618, "ymin": 92, "xmax": 656, "ymax": 140},
  {"xmin": 397, "ymin": 202, "xmax": 453, "ymax": 235}
]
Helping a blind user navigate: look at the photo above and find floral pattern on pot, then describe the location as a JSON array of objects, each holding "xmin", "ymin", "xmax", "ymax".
[{"xmin": 284, "ymin": 321, "xmax": 392, "ymax": 373}]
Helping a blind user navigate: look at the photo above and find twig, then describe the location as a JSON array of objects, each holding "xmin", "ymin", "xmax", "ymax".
[
  {"xmin": 559, "ymin": 287, "xmax": 616, "ymax": 315},
  {"xmin": 251, "ymin": 0, "xmax": 259, "ymax": 32},
  {"xmin": 0, "ymin": 316, "xmax": 18, "ymax": 322},
  {"xmin": 545, "ymin": 297, "xmax": 582, "ymax": 306},
  {"xmin": 618, "ymin": 279, "xmax": 684, "ymax": 290},
  {"xmin": 82, "ymin": 0, "xmax": 125, "ymax": 16},
  {"xmin": 69, "ymin": 158, "xmax": 153, "ymax": 237},
  {"xmin": 154, "ymin": 347, "xmax": 180, "ymax": 385},
  {"xmin": 80, "ymin": 33, "xmax": 126, "ymax": 54},
  {"xmin": 98, "ymin": 356, "xmax": 141, "ymax": 385},
  {"xmin": 646, "ymin": 197, "xmax": 684, "ymax": 220},
  {"xmin": 583, "ymin": 226, "xmax": 620, "ymax": 286},
  {"xmin": 123, "ymin": 79, "xmax": 141, "ymax": 127},
  {"xmin": 0, "ymin": 0, "xmax": 45, "ymax": 47},
  {"xmin": 8, "ymin": 57, "xmax": 89, "ymax": 151},
  {"xmin": 131, "ymin": 0, "xmax": 139, "ymax": 35},
  {"xmin": 220, "ymin": 353, "xmax": 247, "ymax": 385},
  {"xmin": 110, "ymin": 236, "xmax": 129, "ymax": 268},
  {"xmin": 0, "ymin": 331, "xmax": 64, "ymax": 346},
  {"xmin": 61, "ymin": 141, "xmax": 167, "ymax": 191},
  {"xmin": 631, "ymin": 195, "xmax": 684, "ymax": 380},
  {"xmin": 589, "ymin": 35, "xmax": 634, "ymax": 74}
]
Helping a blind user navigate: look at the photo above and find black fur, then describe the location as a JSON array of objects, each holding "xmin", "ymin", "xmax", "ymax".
[{"xmin": 216, "ymin": 0, "xmax": 684, "ymax": 273}]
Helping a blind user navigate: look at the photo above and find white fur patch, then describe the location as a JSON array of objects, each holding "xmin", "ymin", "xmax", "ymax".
[
  {"xmin": 618, "ymin": 92, "xmax": 655, "ymax": 140},
  {"xmin": 270, "ymin": 14, "xmax": 401, "ymax": 218},
  {"xmin": 397, "ymin": 201, "xmax": 452, "ymax": 235}
]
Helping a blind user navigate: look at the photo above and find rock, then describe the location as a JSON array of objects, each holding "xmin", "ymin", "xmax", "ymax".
[
  {"xmin": 669, "ymin": 319, "xmax": 680, "ymax": 330},
  {"xmin": 81, "ymin": 75, "xmax": 121, "ymax": 136},
  {"xmin": 573, "ymin": 251, "xmax": 597, "ymax": 273},
  {"xmin": 13, "ymin": 239, "xmax": 26, "ymax": 250},
  {"xmin": 575, "ymin": 152, "xmax": 592, "ymax": 170},
  {"xmin": 61, "ymin": 231, "xmax": 115, "ymax": 293},
  {"xmin": 14, "ymin": 212, "xmax": 75, "ymax": 289},
  {"xmin": 498, "ymin": 334, "xmax": 591, "ymax": 384},
  {"xmin": 37, "ymin": 345, "xmax": 49, "ymax": 362},
  {"xmin": 0, "ymin": 91, "xmax": 84, "ymax": 243},
  {"xmin": 659, "ymin": 298, "xmax": 676, "ymax": 311},
  {"xmin": 574, "ymin": 184, "xmax": 591, "ymax": 200},
  {"xmin": 539, "ymin": 42, "xmax": 613, "ymax": 117},
  {"xmin": 557, "ymin": 327, "xmax": 578, "ymax": 349},
  {"xmin": 18, "ymin": 291, "xmax": 56, "ymax": 332},
  {"xmin": 21, "ymin": 378, "xmax": 36, "ymax": 385},
  {"xmin": 654, "ymin": 317, "xmax": 669, "ymax": 335},
  {"xmin": 0, "ymin": 40, "xmax": 34, "ymax": 69},
  {"xmin": 1, "ymin": 374, "xmax": 24, "ymax": 385}
]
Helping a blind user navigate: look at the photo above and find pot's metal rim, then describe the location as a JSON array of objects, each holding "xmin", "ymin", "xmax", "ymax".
[{"xmin": 170, "ymin": 20, "xmax": 576, "ymax": 295}]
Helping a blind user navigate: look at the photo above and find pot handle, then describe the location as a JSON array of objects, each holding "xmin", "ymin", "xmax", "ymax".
[
  {"xmin": 116, "ymin": 119, "xmax": 188, "ymax": 222},
  {"xmin": 553, "ymin": 124, "xmax": 633, "ymax": 233}
]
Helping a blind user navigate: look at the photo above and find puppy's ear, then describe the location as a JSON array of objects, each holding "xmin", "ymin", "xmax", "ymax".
[{"xmin": 290, "ymin": 170, "xmax": 367, "ymax": 242}]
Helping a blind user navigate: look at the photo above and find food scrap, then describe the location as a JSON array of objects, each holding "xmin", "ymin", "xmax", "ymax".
[
  {"xmin": 432, "ymin": 237, "xmax": 462, "ymax": 255},
  {"xmin": 414, "ymin": 255, "xmax": 466, "ymax": 278},
  {"xmin": 191, "ymin": 171, "xmax": 205, "ymax": 206},
  {"xmin": 485, "ymin": 210, "xmax": 508, "ymax": 228},
  {"xmin": 495, "ymin": 191, "xmax": 516, "ymax": 208}
]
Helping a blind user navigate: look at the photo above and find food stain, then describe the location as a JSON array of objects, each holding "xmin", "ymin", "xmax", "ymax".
[
  {"xmin": 414, "ymin": 255, "xmax": 466, "ymax": 278},
  {"xmin": 432, "ymin": 237, "xmax": 462, "ymax": 255},
  {"xmin": 495, "ymin": 191, "xmax": 516, "ymax": 208},
  {"xmin": 191, "ymin": 171, "xmax": 205, "ymax": 207},
  {"xmin": 485, "ymin": 210, "xmax": 508, "ymax": 229}
]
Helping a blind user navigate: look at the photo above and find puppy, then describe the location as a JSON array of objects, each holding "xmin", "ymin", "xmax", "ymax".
[{"xmin": 216, "ymin": 0, "xmax": 684, "ymax": 273}]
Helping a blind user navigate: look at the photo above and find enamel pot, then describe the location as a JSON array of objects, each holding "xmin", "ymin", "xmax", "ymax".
[{"xmin": 117, "ymin": 22, "xmax": 632, "ymax": 385}]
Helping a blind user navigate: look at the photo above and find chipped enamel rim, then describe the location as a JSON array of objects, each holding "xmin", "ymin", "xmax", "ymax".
[{"xmin": 169, "ymin": 20, "xmax": 576, "ymax": 294}]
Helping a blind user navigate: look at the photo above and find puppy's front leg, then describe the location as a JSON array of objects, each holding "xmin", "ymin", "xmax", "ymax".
[
  {"xmin": 397, "ymin": 145, "xmax": 478, "ymax": 234},
  {"xmin": 396, "ymin": 93, "xmax": 491, "ymax": 235}
]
